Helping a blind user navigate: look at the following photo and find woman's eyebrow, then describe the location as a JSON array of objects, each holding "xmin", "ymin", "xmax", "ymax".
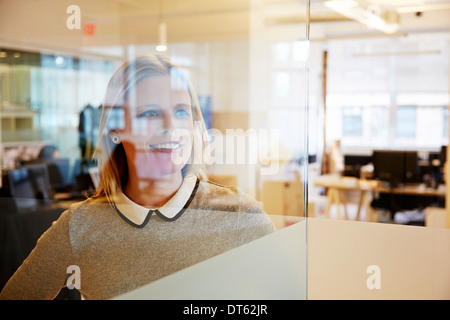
[
  {"xmin": 175, "ymin": 103, "xmax": 191, "ymax": 109},
  {"xmin": 137, "ymin": 104, "xmax": 161, "ymax": 109},
  {"xmin": 137, "ymin": 103, "xmax": 190, "ymax": 109}
]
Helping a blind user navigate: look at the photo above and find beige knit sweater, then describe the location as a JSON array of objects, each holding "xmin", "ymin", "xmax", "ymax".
[{"xmin": 0, "ymin": 178, "xmax": 275, "ymax": 300}]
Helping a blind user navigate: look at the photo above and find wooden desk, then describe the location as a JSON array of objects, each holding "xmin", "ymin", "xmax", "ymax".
[
  {"xmin": 376, "ymin": 183, "xmax": 446, "ymax": 197},
  {"xmin": 314, "ymin": 174, "xmax": 446, "ymax": 222},
  {"xmin": 314, "ymin": 175, "xmax": 376, "ymax": 221}
]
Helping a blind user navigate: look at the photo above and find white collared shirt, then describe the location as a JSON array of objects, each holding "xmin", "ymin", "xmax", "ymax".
[{"xmin": 112, "ymin": 173, "xmax": 199, "ymax": 227}]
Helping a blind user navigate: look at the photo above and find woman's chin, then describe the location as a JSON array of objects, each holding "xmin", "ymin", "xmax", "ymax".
[{"xmin": 140, "ymin": 163, "xmax": 186, "ymax": 180}]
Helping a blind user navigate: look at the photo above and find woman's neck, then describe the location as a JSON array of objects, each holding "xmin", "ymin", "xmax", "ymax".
[{"xmin": 123, "ymin": 169, "xmax": 183, "ymax": 209}]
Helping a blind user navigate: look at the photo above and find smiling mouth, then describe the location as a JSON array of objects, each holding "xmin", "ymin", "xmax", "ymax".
[{"xmin": 149, "ymin": 143, "xmax": 183, "ymax": 150}]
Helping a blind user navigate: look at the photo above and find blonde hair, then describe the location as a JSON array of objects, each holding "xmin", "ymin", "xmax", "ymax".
[{"xmin": 92, "ymin": 54, "xmax": 208, "ymax": 202}]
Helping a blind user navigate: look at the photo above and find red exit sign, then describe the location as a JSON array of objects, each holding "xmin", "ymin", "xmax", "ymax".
[{"xmin": 84, "ymin": 23, "xmax": 96, "ymax": 36}]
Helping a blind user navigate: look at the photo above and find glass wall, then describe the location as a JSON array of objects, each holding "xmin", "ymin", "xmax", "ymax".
[
  {"xmin": 3, "ymin": 0, "xmax": 448, "ymax": 304},
  {"xmin": 324, "ymin": 32, "xmax": 449, "ymax": 153},
  {"xmin": 0, "ymin": 0, "xmax": 309, "ymax": 301},
  {"xmin": 304, "ymin": 3, "xmax": 450, "ymax": 300}
]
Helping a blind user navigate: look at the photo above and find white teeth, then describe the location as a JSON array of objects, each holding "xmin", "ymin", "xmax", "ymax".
[{"xmin": 150, "ymin": 143, "xmax": 181, "ymax": 150}]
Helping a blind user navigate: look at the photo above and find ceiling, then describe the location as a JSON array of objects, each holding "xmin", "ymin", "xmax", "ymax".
[{"xmin": 0, "ymin": 0, "xmax": 449, "ymax": 58}]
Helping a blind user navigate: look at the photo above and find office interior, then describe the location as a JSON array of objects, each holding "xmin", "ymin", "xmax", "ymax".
[{"xmin": 0, "ymin": 0, "xmax": 449, "ymax": 300}]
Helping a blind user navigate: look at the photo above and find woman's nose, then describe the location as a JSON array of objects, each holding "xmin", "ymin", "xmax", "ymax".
[{"xmin": 161, "ymin": 112, "xmax": 175, "ymax": 133}]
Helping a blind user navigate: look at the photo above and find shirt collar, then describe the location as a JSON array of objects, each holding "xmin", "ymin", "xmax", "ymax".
[{"xmin": 113, "ymin": 173, "xmax": 199, "ymax": 227}]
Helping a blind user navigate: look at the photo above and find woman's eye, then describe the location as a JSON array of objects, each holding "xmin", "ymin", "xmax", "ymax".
[
  {"xmin": 137, "ymin": 110, "xmax": 159, "ymax": 118},
  {"xmin": 174, "ymin": 109, "xmax": 190, "ymax": 118}
]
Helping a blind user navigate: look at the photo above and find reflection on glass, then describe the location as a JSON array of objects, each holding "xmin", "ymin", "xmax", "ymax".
[
  {"xmin": 0, "ymin": 54, "xmax": 277, "ymax": 300},
  {"xmin": 0, "ymin": 0, "xmax": 309, "ymax": 301}
]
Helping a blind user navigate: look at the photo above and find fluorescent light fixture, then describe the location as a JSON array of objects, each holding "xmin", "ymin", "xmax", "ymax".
[
  {"xmin": 325, "ymin": 0, "xmax": 399, "ymax": 34},
  {"xmin": 156, "ymin": 22, "xmax": 167, "ymax": 52},
  {"xmin": 55, "ymin": 56, "xmax": 64, "ymax": 65}
]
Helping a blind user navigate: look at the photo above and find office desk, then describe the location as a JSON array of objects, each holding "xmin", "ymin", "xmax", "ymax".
[
  {"xmin": 314, "ymin": 175, "xmax": 376, "ymax": 221},
  {"xmin": 314, "ymin": 174, "xmax": 446, "ymax": 221},
  {"xmin": 375, "ymin": 183, "xmax": 446, "ymax": 197}
]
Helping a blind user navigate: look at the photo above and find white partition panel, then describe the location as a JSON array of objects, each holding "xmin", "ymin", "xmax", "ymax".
[{"xmin": 114, "ymin": 219, "xmax": 307, "ymax": 300}]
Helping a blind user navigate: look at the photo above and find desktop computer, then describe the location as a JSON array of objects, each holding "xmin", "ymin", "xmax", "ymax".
[{"xmin": 372, "ymin": 150, "xmax": 408, "ymax": 188}]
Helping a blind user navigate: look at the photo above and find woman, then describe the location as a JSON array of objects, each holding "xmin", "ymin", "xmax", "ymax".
[{"xmin": 0, "ymin": 54, "xmax": 275, "ymax": 300}]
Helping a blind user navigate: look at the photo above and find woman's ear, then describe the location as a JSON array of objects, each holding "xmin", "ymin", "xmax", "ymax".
[{"xmin": 109, "ymin": 130, "xmax": 121, "ymax": 144}]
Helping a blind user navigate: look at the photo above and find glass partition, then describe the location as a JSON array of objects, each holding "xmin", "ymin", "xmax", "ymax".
[
  {"xmin": 0, "ymin": 0, "xmax": 309, "ymax": 302},
  {"xmin": 3, "ymin": 0, "xmax": 447, "ymax": 305},
  {"xmin": 306, "ymin": 2, "xmax": 450, "ymax": 301}
]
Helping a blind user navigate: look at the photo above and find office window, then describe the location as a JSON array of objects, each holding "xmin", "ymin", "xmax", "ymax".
[
  {"xmin": 325, "ymin": 33, "xmax": 449, "ymax": 151},
  {"xmin": 342, "ymin": 107, "xmax": 362, "ymax": 137},
  {"xmin": 444, "ymin": 107, "xmax": 449, "ymax": 139},
  {"xmin": 396, "ymin": 106, "xmax": 416, "ymax": 137}
]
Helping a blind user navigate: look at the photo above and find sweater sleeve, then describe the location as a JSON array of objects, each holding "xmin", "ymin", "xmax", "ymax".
[
  {"xmin": 237, "ymin": 189, "xmax": 276, "ymax": 245},
  {"xmin": 0, "ymin": 206, "xmax": 76, "ymax": 300}
]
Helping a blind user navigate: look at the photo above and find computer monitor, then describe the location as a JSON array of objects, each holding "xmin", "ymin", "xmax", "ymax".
[
  {"xmin": 22, "ymin": 158, "xmax": 71, "ymax": 190},
  {"xmin": 23, "ymin": 163, "xmax": 52, "ymax": 204},
  {"xmin": 373, "ymin": 150, "xmax": 418, "ymax": 187},
  {"xmin": 7, "ymin": 167, "xmax": 39, "ymax": 211},
  {"xmin": 343, "ymin": 154, "xmax": 373, "ymax": 177},
  {"xmin": 46, "ymin": 158, "xmax": 70, "ymax": 190},
  {"xmin": 404, "ymin": 151, "xmax": 419, "ymax": 183},
  {"xmin": 440, "ymin": 145, "xmax": 447, "ymax": 165}
]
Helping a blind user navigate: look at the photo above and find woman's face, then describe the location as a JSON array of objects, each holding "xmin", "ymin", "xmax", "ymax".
[{"xmin": 115, "ymin": 74, "xmax": 194, "ymax": 179}]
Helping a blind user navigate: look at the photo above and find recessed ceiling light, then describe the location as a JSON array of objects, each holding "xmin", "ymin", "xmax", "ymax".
[{"xmin": 55, "ymin": 56, "xmax": 65, "ymax": 65}]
